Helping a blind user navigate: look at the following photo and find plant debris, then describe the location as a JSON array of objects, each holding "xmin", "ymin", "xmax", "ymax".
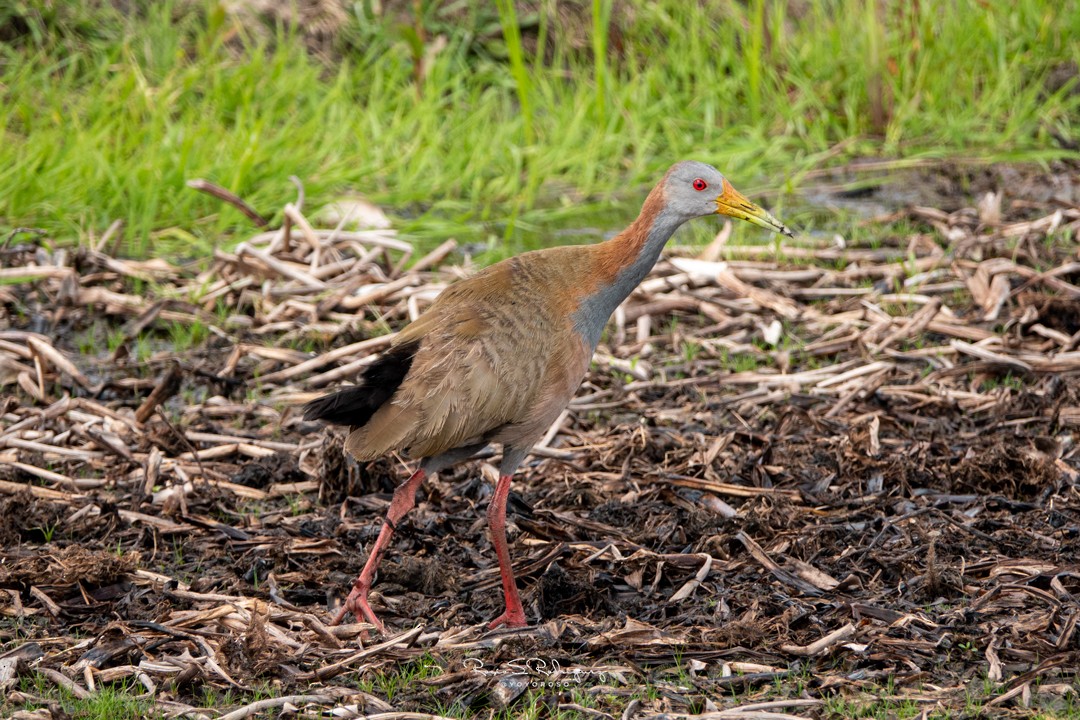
[{"xmin": 1, "ymin": 171, "xmax": 1078, "ymax": 719}]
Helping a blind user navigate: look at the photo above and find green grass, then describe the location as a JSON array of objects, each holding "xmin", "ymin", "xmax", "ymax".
[
  {"xmin": 8, "ymin": 676, "xmax": 162, "ymax": 720},
  {"xmin": 167, "ymin": 318, "xmax": 209, "ymax": 351},
  {"xmin": 824, "ymin": 694, "xmax": 929, "ymax": 719},
  {"xmin": 6, "ymin": 661, "xmax": 1079, "ymax": 720},
  {"xmin": 721, "ymin": 348, "xmax": 769, "ymax": 374},
  {"xmin": 2, "ymin": 0, "xmax": 1078, "ymax": 260}
]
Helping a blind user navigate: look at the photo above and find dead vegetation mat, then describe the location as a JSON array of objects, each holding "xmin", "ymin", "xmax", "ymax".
[{"xmin": 1, "ymin": 174, "xmax": 1080, "ymax": 719}]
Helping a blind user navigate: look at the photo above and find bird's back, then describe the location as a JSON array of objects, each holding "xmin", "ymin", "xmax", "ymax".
[{"xmin": 330, "ymin": 244, "xmax": 603, "ymax": 461}]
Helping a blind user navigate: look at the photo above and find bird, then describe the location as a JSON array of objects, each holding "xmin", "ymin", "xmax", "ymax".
[{"xmin": 304, "ymin": 160, "xmax": 792, "ymax": 633}]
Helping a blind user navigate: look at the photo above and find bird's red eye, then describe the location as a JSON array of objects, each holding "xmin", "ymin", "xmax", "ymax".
[{"xmin": 692, "ymin": 178, "xmax": 707, "ymax": 191}]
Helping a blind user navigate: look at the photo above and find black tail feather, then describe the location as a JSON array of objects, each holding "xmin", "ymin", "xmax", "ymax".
[{"xmin": 302, "ymin": 340, "xmax": 419, "ymax": 427}]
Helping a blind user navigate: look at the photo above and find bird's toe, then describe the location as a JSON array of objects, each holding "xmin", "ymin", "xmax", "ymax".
[{"xmin": 487, "ymin": 610, "xmax": 528, "ymax": 630}]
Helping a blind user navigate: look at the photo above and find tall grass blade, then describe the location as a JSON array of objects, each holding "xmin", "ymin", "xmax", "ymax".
[
  {"xmin": 865, "ymin": 0, "xmax": 891, "ymax": 135},
  {"xmin": 495, "ymin": 0, "xmax": 534, "ymax": 146},
  {"xmin": 592, "ymin": 0, "xmax": 612, "ymax": 124},
  {"xmin": 744, "ymin": 0, "xmax": 765, "ymax": 122}
]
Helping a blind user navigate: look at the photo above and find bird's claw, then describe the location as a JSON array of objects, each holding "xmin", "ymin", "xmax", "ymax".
[
  {"xmin": 332, "ymin": 580, "xmax": 387, "ymax": 635},
  {"xmin": 487, "ymin": 609, "xmax": 528, "ymax": 630}
]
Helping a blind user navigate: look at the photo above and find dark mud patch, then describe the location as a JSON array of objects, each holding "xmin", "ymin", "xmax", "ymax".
[
  {"xmin": 317, "ymin": 431, "xmax": 399, "ymax": 502},
  {"xmin": 1028, "ymin": 293, "xmax": 1080, "ymax": 336},
  {"xmin": 0, "ymin": 491, "xmax": 67, "ymax": 545},
  {"xmin": 536, "ymin": 561, "xmax": 610, "ymax": 620},
  {"xmin": 234, "ymin": 452, "xmax": 307, "ymax": 488},
  {"xmin": 955, "ymin": 441, "xmax": 1062, "ymax": 500},
  {"xmin": 382, "ymin": 555, "xmax": 453, "ymax": 596}
]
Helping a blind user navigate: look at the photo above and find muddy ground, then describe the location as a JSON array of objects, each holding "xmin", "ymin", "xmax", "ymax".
[{"xmin": 1, "ymin": 163, "xmax": 1079, "ymax": 719}]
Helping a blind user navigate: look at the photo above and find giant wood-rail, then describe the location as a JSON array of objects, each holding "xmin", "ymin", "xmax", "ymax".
[{"xmin": 305, "ymin": 161, "xmax": 791, "ymax": 632}]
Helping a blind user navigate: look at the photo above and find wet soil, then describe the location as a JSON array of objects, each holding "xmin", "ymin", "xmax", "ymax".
[{"xmin": 1, "ymin": 163, "xmax": 1079, "ymax": 718}]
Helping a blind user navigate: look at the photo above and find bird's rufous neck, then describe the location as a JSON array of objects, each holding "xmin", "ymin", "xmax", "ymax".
[
  {"xmin": 572, "ymin": 185, "xmax": 687, "ymax": 349},
  {"xmin": 595, "ymin": 183, "xmax": 670, "ymax": 275}
]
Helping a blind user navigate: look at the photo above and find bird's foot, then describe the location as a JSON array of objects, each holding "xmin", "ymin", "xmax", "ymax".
[
  {"xmin": 487, "ymin": 608, "xmax": 528, "ymax": 630},
  {"xmin": 332, "ymin": 580, "xmax": 387, "ymax": 635}
]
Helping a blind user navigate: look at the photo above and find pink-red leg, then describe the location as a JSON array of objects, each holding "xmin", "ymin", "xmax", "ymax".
[
  {"xmin": 333, "ymin": 468, "xmax": 426, "ymax": 633},
  {"xmin": 486, "ymin": 474, "xmax": 527, "ymax": 629}
]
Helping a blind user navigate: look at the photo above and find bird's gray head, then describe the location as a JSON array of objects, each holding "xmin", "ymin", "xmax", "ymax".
[{"xmin": 661, "ymin": 160, "xmax": 792, "ymax": 236}]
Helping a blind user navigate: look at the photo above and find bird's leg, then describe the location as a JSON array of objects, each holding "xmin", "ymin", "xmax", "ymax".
[
  {"xmin": 485, "ymin": 474, "xmax": 527, "ymax": 629},
  {"xmin": 333, "ymin": 468, "xmax": 426, "ymax": 633}
]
